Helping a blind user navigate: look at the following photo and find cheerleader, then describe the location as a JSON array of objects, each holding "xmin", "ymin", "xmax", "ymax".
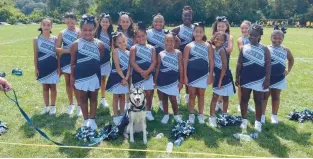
[
  {"xmin": 236, "ymin": 20, "xmax": 255, "ymax": 113},
  {"xmin": 33, "ymin": 18, "xmax": 60, "ymax": 115},
  {"xmin": 130, "ymin": 22, "xmax": 156, "ymax": 121},
  {"xmin": 262, "ymin": 27, "xmax": 294, "ymax": 124},
  {"xmin": 172, "ymin": 6, "xmax": 195, "ymax": 104},
  {"xmin": 209, "ymin": 32, "xmax": 236, "ymax": 127},
  {"xmin": 211, "ymin": 16, "xmax": 234, "ymax": 112},
  {"xmin": 235, "ymin": 23, "xmax": 271, "ymax": 132},
  {"xmin": 70, "ymin": 15, "xmax": 104, "ymax": 130},
  {"xmin": 56, "ymin": 12, "xmax": 81, "ymax": 116},
  {"xmin": 117, "ymin": 11, "xmax": 135, "ymax": 109},
  {"xmin": 117, "ymin": 11, "xmax": 135, "ymax": 51},
  {"xmin": 147, "ymin": 13, "xmax": 168, "ymax": 111},
  {"xmin": 106, "ymin": 32, "xmax": 131, "ymax": 125},
  {"xmin": 183, "ymin": 22, "xmax": 213, "ymax": 124},
  {"xmin": 155, "ymin": 34, "xmax": 183, "ymax": 124},
  {"xmin": 94, "ymin": 13, "xmax": 114, "ymax": 108}
]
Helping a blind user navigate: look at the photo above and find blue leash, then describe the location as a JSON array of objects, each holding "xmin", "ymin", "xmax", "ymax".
[{"xmin": 4, "ymin": 89, "xmax": 103, "ymax": 147}]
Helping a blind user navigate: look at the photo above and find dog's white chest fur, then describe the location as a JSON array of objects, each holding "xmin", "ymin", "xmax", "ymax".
[{"xmin": 126, "ymin": 111, "xmax": 146, "ymax": 133}]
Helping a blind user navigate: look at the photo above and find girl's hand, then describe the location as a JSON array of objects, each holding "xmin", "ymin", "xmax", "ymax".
[
  {"xmin": 58, "ymin": 68, "xmax": 62, "ymax": 77},
  {"xmin": 121, "ymin": 79, "xmax": 128, "ymax": 86},
  {"xmin": 284, "ymin": 69, "xmax": 289, "ymax": 76},
  {"xmin": 141, "ymin": 71, "xmax": 149, "ymax": 80},
  {"xmin": 184, "ymin": 76, "xmax": 188, "ymax": 85},
  {"xmin": 207, "ymin": 75, "xmax": 213, "ymax": 85},
  {"xmin": 218, "ymin": 81, "xmax": 222, "ymax": 89},
  {"xmin": 35, "ymin": 69, "xmax": 39, "ymax": 78},
  {"xmin": 178, "ymin": 82, "xmax": 183, "ymax": 91},
  {"xmin": 235, "ymin": 77, "xmax": 240, "ymax": 87},
  {"xmin": 263, "ymin": 78, "xmax": 270, "ymax": 90}
]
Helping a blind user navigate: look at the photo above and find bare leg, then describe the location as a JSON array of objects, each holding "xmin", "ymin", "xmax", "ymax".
[{"xmin": 89, "ymin": 90, "xmax": 99, "ymax": 119}]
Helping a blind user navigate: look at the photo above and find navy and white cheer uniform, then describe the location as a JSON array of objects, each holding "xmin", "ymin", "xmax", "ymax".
[
  {"xmin": 268, "ymin": 45, "xmax": 287, "ymax": 90},
  {"xmin": 36, "ymin": 35, "xmax": 60, "ymax": 84},
  {"xmin": 147, "ymin": 28, "xmax": 168, "ymax": 54},
  {"xmin": 187, "ymin": 42, "xmax": 209, "ymax": 89},
  {"xmin": 240, "ymin": 44, "xmax": 268, "ymax": 92},
  {"xmin": 132, "ymin": 44, "xmax": 154, "ymax": 90},
  {"xmin": 157, "ymin": 50, "xmax": 180, "ymax": 96},
  {"xmin": 177, "ymin": 24, "xmax": 194, "ymax": 52},
  {"xmin": 99, "ymin": 31, "xmax": 112, "ymax": 76},
  {"xmin": 74, "ymin": 39, "xmax": 101, "ymax": 92},
  {"xmin": 213, "ymin": 47, "xmax": 235, "ymax": 96},
  {"xmin": 60, "ymin": 29, "xmax": 78, "ymax": 74},
  {"xmin": 106, "ymin": 48, "xmax": 130, "ymax": 94}
]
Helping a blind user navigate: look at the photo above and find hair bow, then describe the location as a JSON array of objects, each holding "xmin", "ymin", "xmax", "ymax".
[
  {"xmin": 274, "ymin": 25, "xmax": 287, "ymax": 34},
  {"xmin": 216, "ymin": 16, "xmax": 227, "ymax": 22},
  {"xmin": 111, "ymin": 32, "xmax": 123, "ymax": 38},
  {"xmin": 194, "ymin": 22, "xmax": 205, "ymax": 27},
  {"xmin": 81, "ymin": 15, "xmax": 95, "ymax": 23},
  {"xmin": 137, "ymin": 21, "xmax": 146, "ymax": 30},
  {"xmin": 100, "ymin": 13, "xmax": 110, "ymax": 18},
  {"xmin": 118, "ymin": 11, "xmax": 130, "ymax": 17}
]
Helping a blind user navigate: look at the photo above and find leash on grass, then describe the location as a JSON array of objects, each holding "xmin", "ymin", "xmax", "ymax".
[{"xmin": 3, "ymin": 88, "xmax": 103, "ymax": 147}]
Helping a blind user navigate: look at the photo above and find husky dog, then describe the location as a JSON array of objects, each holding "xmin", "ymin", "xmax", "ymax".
[{"xmin": 124, "ymin": 86, "xmax": 147, "ymax": 144}]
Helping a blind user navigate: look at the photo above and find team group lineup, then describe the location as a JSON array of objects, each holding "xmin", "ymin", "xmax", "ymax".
[{"xmin": 33, "ymin": 5, "xmax": 294, "ymax": 133}]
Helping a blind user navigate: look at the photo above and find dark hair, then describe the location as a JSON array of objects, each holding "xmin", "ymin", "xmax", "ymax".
[
  {"xmin": 212, "ymin": 16, "xmax": 230, "ymax": 35},
  {"xmin": 117, "ymin": 11, "xmax": 134, "ymax": 38},
  {"xmin": 249, "ymin": 22, "xmax": 263, "ymax": 42},
  {"xmin": 135, "ymin": 21, "xmax": 147, "ymax": 35},
  {"xmin": 272, "ymin": 25, "xmax": 287, "ymax": 37},
  {"xmin": 192, "ymin": 22, "xmax": 207, "ymax": 41},
  {"xmin": 111, "ymin": 32, "xmax": 123, "ymax": 48},
  {"xmin": 211, "ymin": 32, "xmax": 227, "ymax": 46},
  {"xmin": 80, "ymin": 14, "xmax": 96, "ymax": 29},
  {"xmin": 38, "ymin": 18, "xmax": 52, "ymax": 35},
  {"xmin": 95, "ymin": 13, "xmax": 114, "ymax": 41},
  {"xmin": 182, "ymin": 5, "xmax": 193, "ymax": 15},
  {"xmin": 64, "ymin": 12, "xmax": 77, "ymax": 20}
]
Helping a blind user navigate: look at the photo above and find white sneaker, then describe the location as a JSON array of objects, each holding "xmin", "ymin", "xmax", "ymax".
[
  {"xmin": 209, "ymin": 116, "xmax": 217, "ymax": 127},
  {"xmin": 248, "ymin": 105, "xmax": 255, "ymax": 112},
  {"xmin": 197, "ymin": 114, "xmax": 205, "ymax": 124},
  {"xmin": 101, "ymin": 98, "xmax": 109, "ymax": 108},
  {"xmin": 261, "ymin": 115, "xmax": 266, "ymax": 124},
  {"xmin": 188, "ymin": 114, "xmax": 195, "ymax": 124},
  {"xmin": 82, "ymin": 119, "xmax": 90, "ymax": 127},
  {"xmin": 254, "ymin": 120, "xmax": 262, "ymax": 132},
  {"xmin": 271, "ymin": 114, "xmax": 279, "ymax": 124},
  {"xmin": 89, "ymin": 119, "xmax": 98, "ymax": 130},
  {"xmin": 215, "ymin": 101, "xmax": 223, "ymax": 111},
  {"xmin": 49, "ymin": 106, "xmax": 56, "ymax": 115},
  {"xmin": 66, "ymin": 104, "xmax": 75, "ymax": 115},
  {"xmin": 77, "ymin": 106, "xmax": 82, "ymax": 116},
  {"xmin": 146, "ymin": 111, "xmax": 155, "ymax": 121},
  {"xmin": 240, "ymin": 119, "xmax": 248, "ymax": 130},
  {"xmin": 161, "ymin": 115, "xmax": 170, "ymax": 124},
  {"xmin": 113, "ymin": 116, "xmax": 121, "ymax": 125},
  {"xmin": 40, "ymin": 106, "xmax": 51, "ymax": 114},
  {"xmin": 159, "ymin": 101, "xmax": 164, "ymax": 111},
  {"xmin": 176, "ymin": 95, "xmax": 180, "ymax": 105},
  {"xmin": 173, "ymin": 115, "xmax": 182, "ymax": 123},
  {"xmin": 237, "ymin": 104, "xmax": 241, "ymax": 112},
  {"xmin": 184, "ymin": 94, "xmax": 189, "ymax": 104}
]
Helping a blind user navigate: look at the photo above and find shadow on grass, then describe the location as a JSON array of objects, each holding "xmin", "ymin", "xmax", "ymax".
[
  {"xmin": 58, "ymin": 132, "xmax": 91, "ymax": 158},
  {"xmin": 20, "ymin": 113, "xmax": 78, "ymax": 138},
  {"xmin": 255, "ymin": 122, "xmax": 312, "ymax": 157}
]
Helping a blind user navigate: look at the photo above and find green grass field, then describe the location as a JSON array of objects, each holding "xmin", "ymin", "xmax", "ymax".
[{"xmin": 0, "ymin": 25, "xmax": 313, "ymax": 158}]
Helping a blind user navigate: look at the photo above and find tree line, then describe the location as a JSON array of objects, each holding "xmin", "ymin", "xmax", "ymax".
[{"xmin": 1, "ymin": 0, "xmax": 313, "ymax": 26}]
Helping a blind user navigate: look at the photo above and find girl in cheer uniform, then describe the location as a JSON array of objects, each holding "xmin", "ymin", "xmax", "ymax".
[{"xmin": 262, "ymin": 27, "xmax": 294, "ymax": 124}]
